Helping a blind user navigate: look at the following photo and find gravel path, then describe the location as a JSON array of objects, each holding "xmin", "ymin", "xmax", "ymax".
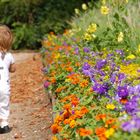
[{"xmin": 1, "ymin": 53, "xmax": 52, "ymax": 140}]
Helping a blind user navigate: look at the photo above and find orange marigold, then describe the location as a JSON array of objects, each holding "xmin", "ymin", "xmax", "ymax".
[
  {"xmin": 80, "ymin": 80, "xmax": 89, "ymax": 88},
  {"xmin": 51, "ymin": 123, "xmax": 62, "ymax": 134},
  {"xmin": 81, "ymin": 106, "xmax": 89, "ymax": 115},
  {"xmin": 63, "ymin": 104, "xmax": 71, "ymax": 110},
  {"xmin": 95, "ymin": 127, "xmax": 106, "ymax": 137},
  {"xmin": 63, "ymin": 110, "xmax": 70, "ymax": 119},
  {"xmin": 96, "ymin": 114, "xmax": 106, "ymax": 121},
  {"xmin": 78, "ymin": 128, "xmax": 92, "ymax": 136},
  {"xmin": 120, "ymin": 98, "xmax": 128, "ymax": 104},
  {"xmin": 54, "ymin": 115, "xmax": 63, "ymax": 124},
  {"xmin": 105, "ymin": 118, "xmax": 116, "ymax": 126}
]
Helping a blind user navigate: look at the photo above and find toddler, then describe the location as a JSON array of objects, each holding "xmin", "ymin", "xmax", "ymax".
[{"xmin": 0, "ymin": 25, "xmax": 16, "ymax": 134}]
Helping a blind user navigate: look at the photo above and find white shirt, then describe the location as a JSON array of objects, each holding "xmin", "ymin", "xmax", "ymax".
[{"xmin": 0, "ymin": 52, "xmax": 15, "ymax": 92}]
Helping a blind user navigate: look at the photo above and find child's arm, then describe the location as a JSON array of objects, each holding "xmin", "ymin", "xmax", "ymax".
[{"xmin": 9, "ymin": 63, "xmax": 16, "ymax": 73}]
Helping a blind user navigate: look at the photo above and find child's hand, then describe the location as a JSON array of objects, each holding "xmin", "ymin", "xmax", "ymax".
[{"xmin": 9, "ymin": 63, "xmax": 16, "ymax": 73}]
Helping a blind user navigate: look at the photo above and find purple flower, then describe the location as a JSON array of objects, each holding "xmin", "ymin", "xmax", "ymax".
[
  {"xmin": 122, "ymin": 121, "xmax": 135, "ymax": 132},
  {"xmin": 134, "ymin": 118, "xmax": 140, "ymax": 130},
  {"xmin": 82, "ymin": 69, "xmax": 91, "ymax": 76},
  {"xmin": 82, "ymin": 62, "xmax": 91, "ymax": 70},
  {"xmin": 118, "ymin": 73, "xmax": 126, "ymax": 81},
  {"xmin": 95, "ymin": 59, "xmax": 107, "ymax": 70},
  {"xmin": 117, "ymin": 85, "xmax": 129, "ymax": 98},
  {"xmin": 122, "ymin": 117, "xmax": 140, "ymax": 132},
  {"xmin": 135, "ymin": 85, "xmax": 140, "ymax": 94},
  {"xmin": 92, "ymin": 82, "xmax": 109, "ymax": 94},
  {"xmin": 83, "ymin": 47, "xmax": 90, "ymax": 53},
  {"xmin": 44, "ymin": 81, "xmax": 50, "ymax": 88},
  {"xmin": 74, "ymin": 47, "xmax": 79, "ymax": 55},
  {"xmin": 110, "ymin": 73, "xmax": 116, "ymax": 83},
  {"xmin": 116, "ymin": 49, "xmax": 124, "ymax": 56},
  {"xmin": 125, "ymin": 101, "xmax": 138, "ymax": 115}
]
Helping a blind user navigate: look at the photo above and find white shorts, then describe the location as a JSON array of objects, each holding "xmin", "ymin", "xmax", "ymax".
[{"xmin": 0, "ymin": 90, "xmax": 10, "ymax": 120}]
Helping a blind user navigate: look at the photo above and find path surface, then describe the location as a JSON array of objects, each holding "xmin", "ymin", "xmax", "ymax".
[{"xmin": 1, "ymin": 53, "xmax": 52, "ymax": 140}]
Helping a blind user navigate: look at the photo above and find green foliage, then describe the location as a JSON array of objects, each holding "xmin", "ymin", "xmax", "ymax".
[{"xmin": 0, "ymin": 0, "xmax": 85, "ymax": 49}]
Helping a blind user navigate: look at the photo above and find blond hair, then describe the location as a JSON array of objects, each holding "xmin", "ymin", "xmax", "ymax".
[{"xmin": 0, "ymin": 25, "xmax": 13, "ymax": 52}]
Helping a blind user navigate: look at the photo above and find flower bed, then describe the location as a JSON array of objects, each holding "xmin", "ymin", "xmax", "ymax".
[{"xmin": 41, "ymin": 1, "xmax": 140, "ymax": 139}]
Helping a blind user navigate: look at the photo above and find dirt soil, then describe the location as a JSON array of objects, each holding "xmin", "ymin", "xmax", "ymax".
[{"xmin": 0, "ymin": 53, "xmax": 52, "ymax": 140}]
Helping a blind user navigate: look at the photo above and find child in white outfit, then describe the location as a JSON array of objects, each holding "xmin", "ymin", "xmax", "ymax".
[{"xmin": 0, "ymin": 25, "xmax": 16, "ymax": 134}]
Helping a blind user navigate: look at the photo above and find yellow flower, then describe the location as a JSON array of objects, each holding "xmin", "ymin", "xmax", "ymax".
[
  {"xmin": 138, "ymin": 44, "xmax": 140, "ymax": 52},
  {"xmin": 101, "ymin": 6, "xmax": 109, "ymax": 15},
  {"xmin": 82, "ymin": 3, "xmax": 88, "ymax": 10},
  {"xmin": 125, "ymin": 0, "xmax": 128, "ymax": 3},
  {"xmin": 106, "ymin": 104, "xmax": 115, "ymax": 110},
  {"xmin": 91, "ymin": 34, "xmax": 96, "ymax": 39},
  {"xmin": 75, "ymin": 8, "xmax": 80, "ymax": 15},
  {"xmin": 52, "ymin": 136, "xmax": 58, "ymax": 140},
  {"xmin": 102, "ymin": 0, "xmax": 106, "ymax": 5},
  {"xmin": 70, "ymin": 120, "xmax": 76, "ymax": 128},
  {"xmin": 87, "ymin": 23, "xmax": 97, "ymax": 33},
  {"xmin": 105, "ymin": 128, "xmax": 115, "ymax": 138},
  {"xmin": 120, "ymin": 64, "xmax": 140, "ymax": 79},
  {"xmin": 83, "ymin": 33, "xmax": 92, "ymax": 41},
  {"xmin": 127, "ymin": 54, "xmax": 136, "ymax": 60},
  {"xmin": 117, "ymin": 32, "xmax": 124, "ymax": 42},
  {"xmin": 54, "ymin": 53, "xmax": 60, "ymax": 59}
]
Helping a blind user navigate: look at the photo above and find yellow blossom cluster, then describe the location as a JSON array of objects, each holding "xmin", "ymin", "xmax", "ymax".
[
  {"xmin": 83, "ymin": 23, "xmax": 97, "ymax": 41},
  {"xmin": 117, "ymin": 32, "xmax": 124, "ymax": 42},
  {"xmin": 106, "ymin": 103, "xmax": 115, "ymax": 110},
  {"xmin": 120, "ymin": 64, "xmax": 140, "ymax": 78},
  {"xmin": 101, "ymin": 6, "xmax": 109, "ymax": 15}
]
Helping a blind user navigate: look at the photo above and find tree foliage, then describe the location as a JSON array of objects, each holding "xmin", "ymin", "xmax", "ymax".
[{"xmin": 0, "ymin": 0, "xmax": 85, "ymax": 49}]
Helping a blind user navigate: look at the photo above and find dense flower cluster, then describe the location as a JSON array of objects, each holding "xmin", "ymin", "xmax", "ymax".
[{"xmin": 42, "ymin": 0, "xmax": 140, "ymax": 139}]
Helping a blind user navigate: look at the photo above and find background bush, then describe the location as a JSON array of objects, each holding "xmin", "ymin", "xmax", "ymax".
[{"xmin": 0, "ymin": 0, "xmax": 89, "ymax": 49}]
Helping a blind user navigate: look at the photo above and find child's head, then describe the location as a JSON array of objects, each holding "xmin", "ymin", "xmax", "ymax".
[{"xmin": 0, "ymin": 25, "xmax": 13, "ymax": 52}]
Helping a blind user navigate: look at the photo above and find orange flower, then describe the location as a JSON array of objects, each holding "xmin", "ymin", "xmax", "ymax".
[
  {"xmin": 55, "ymin": 86, "xmax": 66, "ymax": 93},
  {"xmin": 63, "ymin": 104, "xmax": 71, "ymax": 110},
  {"xmin": 71, "ymin": 97, "xmax": 79, "ymax": 106},
  {"xmin": 80, "ymin": 80, "xmax": 89, "ymax": 88},
  {"xmin": 111, "ymin": 125, "xmax": 118, "ymax": 129},
  {"xmin": 96, "ymin": 114, "xmax": 106, "ymax": 121},
  {"xmin": 81, "ymin": 106, "xmax": 89, "ymax": 115},
  {"xmin": 63, "ymin": 110, "xmax": 70, "ymax": 119},
  {"xmin": 75, "ymin": 110, "xmax": 83, "ymax": 118},
  {"xmin": 105, "ymin": 118, "xmax": 116, "ymax": 126},
  {"xmin": 66, "ymin": 66, "xmax": 73, "ymax": 72},
  {"xmin": 75, "ymin": 62, "xmax": 80, "ymax": 67},
  {"xmin": 78, "ymin": 128, "xmax": 92, "ymax": 136},
  {"xmin": 51, "ymin": 123, "xmax": 62, "ymax": 134},
  {"xmin": 64, "ymin": 118, "xmax": 72, "ymax": 125},
  {"xmin": 99, "ymin": 136, "xmax": 107, "ymax": 140},
  {"xmin": 54, "ymin": 115, "xmax": 63, "ymax": 124},
  {"xmin": 95, "ymin": 127, "xmax": 106, "ymax": 137},
  {"xmin": 50, "ymin": 77, "xmax": 56, "ymax": 84},
  {"xmin": 50, "ymin": 31, "xmax": 55, "ymax": 35},
  {"xmin": 120, "ymin": 98, "xmax": 128, "ymax": 104},
  {"xmin": 52, "ymin": 136, "xmax": 58, "ymax": 140}
]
